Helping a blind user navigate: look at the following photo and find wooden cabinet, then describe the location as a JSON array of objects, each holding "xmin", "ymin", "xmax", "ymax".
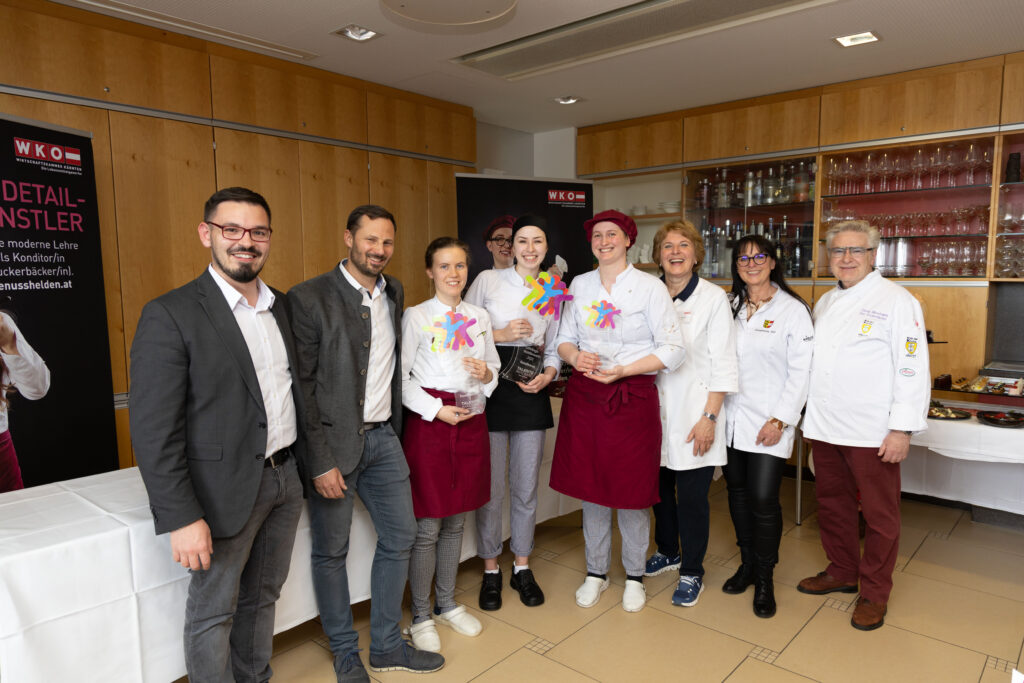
[
  {"xmin": 684, "ymin": 93, "xmax": 820, "ymax": 163},
  {"xmin": 426, "ymin": 161, "xmax": 473, "ymax": 242},
  {"xmin": 368, "ymin": 153, "xmax": 431, "ymax": 304},
  {"xmin": 577, "ymin": 114, "xmax": 682, "ymax": 176},
  {"xmin": 0, "ymin": 3, "xmax": 211, "ymax": 117},
  {"xmin": 820, "ymin": 57, "xmax": 1003, "ymax": 147},
  {"xmin": 213, "ymin": 128, "xmax": 304, "ymax": 290},
  {"xmin": 209, "ymin": 53, "xmax": 367, "ymax": 144},
  {"xmin": 1001, "ymin": 52, "xmax": 1024, "ymax": 125},
  {"xmin": 366, "ymin": 90, "xmax": 475, "ymax": 163}
]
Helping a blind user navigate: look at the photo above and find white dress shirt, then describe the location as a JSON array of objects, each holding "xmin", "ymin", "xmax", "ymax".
[
  {"xmin": 464, "ymin": 267, "xmax": 561, "ymax": 373},
  {"xmin": 555, "ymin": 265, "xmax": 684, "ymax": 373},
  {"xmin": 657, "ymin": 278, "xmax": 738, "ymax": 470},
  {"xmin": 0, "ymin": 312, "xmax": 50, "ymax": 433},
  {"xmin": 208, "ymin": 266, "xmax": 297, "ymax": 456},
  {"xmin": 802, "ymin": 270, "xmax": 930, "ymax": 447},
  {"xmin": 724, "ymin": 287, "xmax": 814, "ymax": 459},
  {"xmin": 339, "ymin": 261, "xmax": 396, "ymax": 423},
  {"xmin": 401, "ymin": 297, "xmax": 500, "ymax": 421}
]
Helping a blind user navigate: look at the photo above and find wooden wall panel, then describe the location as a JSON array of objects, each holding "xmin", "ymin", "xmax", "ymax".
[
  {"xmin": 109, "ymin": 113, "xmax": 215, "ymax": 354},
  {"xmin": 1001, "ymin": 52, "xmax": 1024, "ymax": 124},
  {"xmin": 820, "ymin": 57, "xmax": 1003, "ymax": 146},
  {"xmin": 426, "ymin": 162, "xmax": 472, "ymax": 243},
  {"xmin": 0, "ymin": 4, "xmax": 211, "ymax": 117},
  {"xmin": 212, "ymin": 129, "xmax": 304, "ymax": 291},
  {"xmin": 298, "ymin": 142, "xmax": 370, "ymax": 279},
  {"xmin": 906, "ymin": 285, "xmax": 988, "ymax": 383},
  {"xmin": 684, "ymin": 95, "xmax": 819, "ymax": 162},
  {"xmin": 367, "ymin": 91, "xmax": 475, "ymax": 162},
  {"xmin": 368, "ymin": 153, "xmax": 430, "ymax": 305}
]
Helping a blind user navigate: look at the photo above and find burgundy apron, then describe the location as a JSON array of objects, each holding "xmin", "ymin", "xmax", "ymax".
[
  {"xmin": 402, "ymin": 388, "xmax": 490, "ymax": 518},
  {"xmin": 0, "ymin": 430, "xmax": 24, "ymax": 493},
  {"xmin": 549, "ymin": 372, "xmax": 661, "ymax": 509}
]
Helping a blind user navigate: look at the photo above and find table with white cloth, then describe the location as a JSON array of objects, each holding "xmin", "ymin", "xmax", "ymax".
[
  {"xmin": 902, "ymin": 400, "xmax": 1024, "ymax": 516},
  {"xmin": 0, "ymin": 402, "xmax": 578, "ymax": 683}
]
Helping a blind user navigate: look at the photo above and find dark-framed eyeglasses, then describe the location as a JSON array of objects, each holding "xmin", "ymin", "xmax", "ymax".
[
  {"xmin": 736, "ymin": 253, "xmax": 770, "ymax": 266},
  {"xmin": 207, "ymin": 221, "xmax": 272, "ymax": 242},
  {"xmin": 828, "ymin": 246, "xmax": 874, "ymax": 258},
  {"xmin": 488, "ymin": 237, "xmax": 512, "ymax": 247}
]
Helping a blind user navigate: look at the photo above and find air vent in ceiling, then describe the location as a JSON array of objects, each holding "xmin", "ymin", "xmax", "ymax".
[{"xmin": 453, "ymin": 0, "xmax": 836, "ymax": 80}]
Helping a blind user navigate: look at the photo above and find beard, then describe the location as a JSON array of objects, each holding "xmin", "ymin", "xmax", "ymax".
[
  {"xmin": 213, "ymin": 247, "xmax": 263, "ymax": 283},
  {"xmin": 350, "ymin": 248, "xmax": 388, "ymax": 279}
]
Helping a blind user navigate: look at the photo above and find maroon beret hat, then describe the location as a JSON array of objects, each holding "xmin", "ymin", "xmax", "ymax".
[
  {"xmin": 484, "ymin": 215, "xmax": 516, "ymax": 241},
  {"xmin": 583, "ymin": 209, "xmax": 637, "ymax": 247}
]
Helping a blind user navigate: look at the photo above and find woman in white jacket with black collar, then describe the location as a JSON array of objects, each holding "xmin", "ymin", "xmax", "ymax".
[
  {"xmin": 644, "ymin": 220, "xmax": 738, "ymax": 609},
  {"xmin": 722, "ymin": 234, "xmax": 813, "ymax": 618}
]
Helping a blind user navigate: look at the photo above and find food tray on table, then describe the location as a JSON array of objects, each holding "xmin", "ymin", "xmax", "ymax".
[
  {"xmin": 928, "ymin": 405, "xmax": 972, "ymax": 420},
  {"xmin": 976, "ymin": 411, "xmax": 1024, "ymax": 428}
]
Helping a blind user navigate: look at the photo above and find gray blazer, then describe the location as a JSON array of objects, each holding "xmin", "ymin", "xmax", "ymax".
[
  {"xmin": 287, "ymin": 265, "xmax": 404, "ymax": 479},
  {"xmin": 129, "ymin": 270, "xmax": 308, "ymax": 537}
]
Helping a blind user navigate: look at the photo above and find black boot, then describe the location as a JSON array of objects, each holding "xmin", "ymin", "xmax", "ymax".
[
  {"xmin": 722, "ymin": 547, "xmax": 754, "ymax": 594},
  {"xmin": 753, "ymin": 561, "xmax": 776, "ymax": 618}
]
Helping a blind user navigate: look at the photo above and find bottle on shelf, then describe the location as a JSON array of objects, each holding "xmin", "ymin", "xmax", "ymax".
[
  {"xmin": 794, "ymin": 162, "xmax": 809, "ymax": 202},
  {"xmin": 808, "ymin": 161, "xmax": 817, "ymax": 201},
  {"xmin": 763, "ymin": 167, "xmax": 778, "ymax": 205},
  {"xmin": 723, "ymin": 220, "xmax": 733, "ymax": 279},
  {"xmin": 744, "ymin": 171, "xmax": 755, "ymax": 207},
  {"xmin": 790, "ymin": 219, "xmax": 803, "ymax": 278},
  {"xmin": 753, "ymin": 170, "xmax": 764, "ymax": 206},
  {"xmin": 766, "ymin": 217, "xmax": 773, "ymax": 239},
  {"xmin": 696, "ymin": 177, "xmax": 711, "ymax": 210},
  {"xmin": 716, "ymin": 169, "xmax": 730, "ymax": 209}
]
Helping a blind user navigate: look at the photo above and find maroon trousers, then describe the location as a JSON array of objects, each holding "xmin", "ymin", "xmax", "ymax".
[
  {"xmin": 810, "ymin": 439, "xmax": 901, "ymax": 603},
  {"xmin": 0, "ymin": 429, "xmax": 24, "ymax": 493}
]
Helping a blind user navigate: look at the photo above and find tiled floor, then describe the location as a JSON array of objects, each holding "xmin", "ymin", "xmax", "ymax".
[{"xmin": 257, "ymin": 479, "xmax": 1024, "ymax": 682}]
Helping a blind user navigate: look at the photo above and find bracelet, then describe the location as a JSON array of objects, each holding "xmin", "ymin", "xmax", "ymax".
[
  {"xmin": 769, "ymin": 418, "xmax": 787, "ymax": 430},
  {"xmin": 702, "ymin": 412, "xmax": 717, "ymax": 422}
]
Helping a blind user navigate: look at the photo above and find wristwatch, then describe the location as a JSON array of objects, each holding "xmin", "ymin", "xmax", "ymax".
[
  {"xmin": 702, "ymin": 412, "xmax": 717, "ymax": 422},
  {"xmin": 768, "ymin": 417, "xmax": 787, "ymax": 430}
]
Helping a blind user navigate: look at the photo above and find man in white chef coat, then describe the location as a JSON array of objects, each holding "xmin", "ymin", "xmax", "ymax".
[{"xmin": 797, "ymin": 220, "xmax": 929, "ymax": 631}]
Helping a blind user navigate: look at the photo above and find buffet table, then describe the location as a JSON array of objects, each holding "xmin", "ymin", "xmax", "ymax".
[{"xmin": 0, "ymin": 407, "xmax": 580, "ymax": 683}]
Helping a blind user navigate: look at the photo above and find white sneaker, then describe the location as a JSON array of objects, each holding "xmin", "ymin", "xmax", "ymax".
[
  {"xmin": 404, "ymin": 619, "xmax": 441, "ymax": 652},
  {"xmin": 622, "ymin": 580, "xmax": 647, "ymax": 612},
  {"xmin": 434, "ymin": 604, "xmax": 482, "ymax": 637},
  {"xmin": 575, "ymin": 576, "xmax": 609, "ymax": 608}
]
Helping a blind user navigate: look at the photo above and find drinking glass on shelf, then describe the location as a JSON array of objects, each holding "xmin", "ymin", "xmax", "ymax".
[
  {"xmin": 825, "ymin": 157, "xmax": 839, "ymax": 195},
  {"xmin": 953, "ymin": 207, "xmax": 973, "ymax": 235},
  {"xmin": 877, "ymin": 152, "xmax": 893, "ymax": 192},
  {"xmin": 975, "ymin": 240, "xmax": 988, "ymax": 276},
  {"xmin": 963, "ymin": 143, "xmax": 981, "ymax": 186},
  {"xmin": 959, "ymin": 240, "xmax": 977, "ymax": 277},
  {"xmin": 892, "ymin": 153, "xmax": 909, "ymax": 191},
  {"xmin": 842, "ymin": 156, "xmax": 858, "ymax": 194},
  {"xmin": 862, "ymin": 153, "xmax": 877, "ymax": 193},
  {"xmin": 911, "ymin": 148, "xmax": 927, "ymax": 190},
  {"xmin": 928, "ymin": 147, "xmax": 944, "ymax": 188},
  {"xmin": 942, "ymin": 145, "xmax": 960, "ymax": 188},
  {"xmin": 982, "ymin": 146, "xmax": 994, "ymax": 184},
  {"xmin": 915, "ymin": 240, "xmax": 933, "ymax": 277}
]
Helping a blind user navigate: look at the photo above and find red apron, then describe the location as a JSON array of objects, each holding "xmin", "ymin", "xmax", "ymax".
[
  {"xmin": 549, "ymin": 372, "xmax": 661, "ymax": 509},
  {"xmin": 401, "ymin": 388, "xmax": 490, "ymax": 518}
]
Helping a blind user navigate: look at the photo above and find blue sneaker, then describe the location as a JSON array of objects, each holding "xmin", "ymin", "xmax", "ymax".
[
  {"xmin": 644, "ymin": 552, "xmax": 682, "ymax": 577},
  {"xmin": 672, "ymin": 575, "xmax": 704, "ymax": 607}
]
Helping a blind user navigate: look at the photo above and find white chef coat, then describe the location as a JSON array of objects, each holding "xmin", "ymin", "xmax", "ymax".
[
  {"xmin": 555, "ymin": 265, "xmax": 684, "ymax": 373},
  {"xmin": 401, "ymin": 297, "xmax": 500, "ymax": 421},
  {"xmin": 724, "ymin": 287, "xmax": 814, "ymax": 459},
  {"xmin": 464, "ymin": 266, "xmax": 561, "ymax": 373},
  {"xmin": 0, "ymin": 312, "xmax": 51, "ymax": 433},
  {"xmin": 802, "ymin": 270, "xmax": 930, "ymax": 447},
  {"xmin": 657, "ymin": 278, "xmax": 738, "ymax": 470}
]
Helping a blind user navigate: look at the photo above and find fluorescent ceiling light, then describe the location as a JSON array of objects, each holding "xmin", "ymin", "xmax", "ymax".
[
  {"xmin": 554, "ymin": 96, "xmax": 580, "ymax": 105},
  {"xmin": 335, "ymin": 24, "xmax": 380, "ymax": 41},
  {"xmin": 834, "ymin": 31, "xmax": 879, "ymax": 47}
]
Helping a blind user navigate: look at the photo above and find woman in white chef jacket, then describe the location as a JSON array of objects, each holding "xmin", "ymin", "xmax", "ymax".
[
  {"xmin": 722, "ymin": 234, "xmax": 813, "ymax": 618},
  {"xmin": 0, "ymin": 311, "xmax": 51, "ymax": 492},
  {"xmin": 645, "ymin": 220, "xmax": 738, "ymax": 609}
]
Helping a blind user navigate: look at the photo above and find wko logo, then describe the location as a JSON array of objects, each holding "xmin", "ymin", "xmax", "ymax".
[
  {"xmin": 547, "ymin": 189, "xmax": 585, "ymax": 203},
  {"xmin": 13, "ymin": 137, "xmax": 81, "ymax": 166}
]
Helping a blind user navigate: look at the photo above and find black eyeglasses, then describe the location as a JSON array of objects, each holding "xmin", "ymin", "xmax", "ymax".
[
  {"xmin": 207, "ymin": 221, "xmax": 273, "ymax": 242},
  {"xmin": 828, "ymin": 246, "xmax": 874, "ymax": 258},
  {"xmin": 736, "ymin": 253, "xmax": 770, "ymax": 266},
  {"xmin": 488, "ymin": 237, "xmax": 512, "ymax": 247}
]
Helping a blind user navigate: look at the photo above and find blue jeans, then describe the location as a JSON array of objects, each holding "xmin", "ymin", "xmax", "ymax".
[
  {"xmin": 183, "ymin": 456, "xmax": 303, "ymax": 683},
  {"xmin": 308, "ymin": 424, "xmax": 417, "ymax": 658},
  {"xmin": 652, "ymin": 465, "xmax": 715, "ymax": 578}
]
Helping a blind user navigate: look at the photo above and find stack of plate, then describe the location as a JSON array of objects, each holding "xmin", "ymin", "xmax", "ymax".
[{"xmin": 658, "ymin": 200, "xmax": 681, "ymax": 214}]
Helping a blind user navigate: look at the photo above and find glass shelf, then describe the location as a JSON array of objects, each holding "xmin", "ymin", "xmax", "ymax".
[
  {"xmin": 879, "ymin": 233, "xmax": 989, "ymax": 241},
  {"xmin": 822, "ymin": 183, "xmax": 992, "ymax": 200}
]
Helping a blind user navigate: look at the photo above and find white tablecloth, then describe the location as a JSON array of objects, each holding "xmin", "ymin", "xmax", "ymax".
[{"xmin": 0, "ymin": 404, "xmax": 580, "ymax": 682}]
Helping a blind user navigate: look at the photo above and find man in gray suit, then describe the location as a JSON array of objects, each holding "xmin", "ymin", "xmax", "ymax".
[
  {"xmin": 130, "ymin": 187, "xmax": 305, "ymax": 683},
  {"xmin": 289, "ymin": 205, "xmax": 443, "ymax": 680}
]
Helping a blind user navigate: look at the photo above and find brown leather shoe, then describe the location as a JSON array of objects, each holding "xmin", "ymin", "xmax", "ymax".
[
  {"xmin": 851, "ymin": 597, "xmax": 887, "ymax": 630},
  {"xmin": 796, "ymin": 571, "xmax": 858, "ymax": 595}
]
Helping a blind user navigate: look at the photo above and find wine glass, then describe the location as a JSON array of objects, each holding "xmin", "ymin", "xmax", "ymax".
[
  {"xmin": 892, "ymin": 153, "xmax": 909, "ymax": 191},
  {"xmin": 877, "ymin": 152, "xmax": 894, "ymax": 192},
  {"xmin": 915, "ymin": 240, "xmax": 933, "ymax": 277},
  {"xmin": 928, "ymin": 146, "xmax": 944, "ymax": 188},
  {"xmin": 975, "ymin": 240, "xmax": 988, "ymax": 277},
  {"xmin": 910, "ymin": 148, "xmax": 927, "ymax": 190},
  {"xmin": 963, "ymin": 143, "xmax": 981, "ymax": 186},
  {"xmin": 862, "ymin": 153, "xmax": 877, "ymax": 193},
  {"xmin": 942, "ymin": 145, "xmax": 960, "ymax": 188},
  {"xmin": 959, "ymin": 240, "xmax": 977, "ymax": 277},
  {"xmin": 982, "ymin": 146, "xmax": 994, "ymax": 184}
]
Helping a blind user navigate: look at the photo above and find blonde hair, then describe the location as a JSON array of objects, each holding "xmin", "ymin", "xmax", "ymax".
[{"xmin": 652, "ymin": 220, "xmax": 704, "ymax": 274}]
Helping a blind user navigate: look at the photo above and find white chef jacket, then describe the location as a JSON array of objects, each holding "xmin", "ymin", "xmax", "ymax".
[
  {"xmin": 802, "ymin": 270, "xmax": 930, "ymax": 447},
  {"xmin": 401, "ymin": 297, "xmax": 500, "ymax": 421},
  {"xmin": 724, "ymin": 287, "xmax": 814, "ymax": 459},
  {"xmin": 555, "ymin": 265, "xmax": 684, "ymax": 373},
  {"xmin": 657, "ymin": 278, "xmax": 738, "ymax": 470},
  {"xmin": 464, "ymin": 267, "xmax": 561, "ymax": 374},
  {"xmin": 0, "ymin": 312, "xmax": 50, "ymax": 433}
]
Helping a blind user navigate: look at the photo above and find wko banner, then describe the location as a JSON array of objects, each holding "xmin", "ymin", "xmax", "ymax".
[
  {"xmin": 0, "ymin": 114, "xmax": 117, "ymax": 489},
  {"xmin": 455, "ymin": 174, "xmax": 595, "ymax": 287}
]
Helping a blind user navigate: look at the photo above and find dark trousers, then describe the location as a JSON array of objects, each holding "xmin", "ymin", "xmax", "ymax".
[
  {"xmin": 809, "ymin": 439, "xmax": 901, "ymax": 603},
  {"xmin": 652, "ymin": 465, "xmax": 715, "ymax": 577},
  {"xmin": 722, "ymin": 446, "xmax": 785, "ymax": 565}
]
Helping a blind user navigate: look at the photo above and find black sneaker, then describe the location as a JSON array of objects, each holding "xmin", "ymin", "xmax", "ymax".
[
  {"xmin": 479, "ymin": 569, "xmax": 502, "ymax": 611},
  {"xmin": 368, "ymin": 642, "xmax": 444, "ymax": 673},
  {"xmin": 334, "ymin": 650, "xmax": 370, "ymax": 683},
  {"xmin": 510, "ymin": 568, "xmax": 545, "ymax": 606}
]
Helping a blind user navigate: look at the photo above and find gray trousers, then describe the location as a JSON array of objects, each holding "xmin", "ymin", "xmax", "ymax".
[
  {"xmin": 410, "ymin": 514, "xmax": 466, "ymax": 620},
  {"xmin": 582, "ymin": 501, "xmax": 650, "ymax": 577},
  {"xmin": 475, "ymin": 430, "xmax": 546, "ymax": 559},
  {"xmin": 184, "ymin": 457, "xmax": 303, "ymax": 683}
]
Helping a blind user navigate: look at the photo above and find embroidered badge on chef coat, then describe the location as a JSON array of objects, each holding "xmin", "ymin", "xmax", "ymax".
[
  {"xmin": 861, "ymin": 320, "xmax": 873, "ymax": 334},
  {"xmin": 763, "ymin": 320, "xmax": 774, "ymax": 329},
  {"xmin": 905, "ymin": 337, "xmax": 918, "ymax": 356}
]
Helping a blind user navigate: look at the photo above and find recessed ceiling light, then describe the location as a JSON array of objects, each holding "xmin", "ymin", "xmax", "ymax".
[
  {"xmin": 834, "ymin": 31, "xmax": 879, "ymax": 47},
  {"xmin": 554, "ymin": 96, "xmax": 580, "ymax": 105},
  {"xmin": 334, "ymin": 24, "xmax": 380, "ymax": 42}
]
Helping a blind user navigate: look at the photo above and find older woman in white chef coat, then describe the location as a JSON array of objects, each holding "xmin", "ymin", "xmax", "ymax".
[
  {"xmin": 721, "ymin": 234, "xmax": 813, "ymax": 619},
  {"xmin": 644, "ymin": 220, "xmax": 738, "ymax": 609},
  {"xmin": 0, "ymin": 311, "xmax": 51, "ymax": 492}
]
